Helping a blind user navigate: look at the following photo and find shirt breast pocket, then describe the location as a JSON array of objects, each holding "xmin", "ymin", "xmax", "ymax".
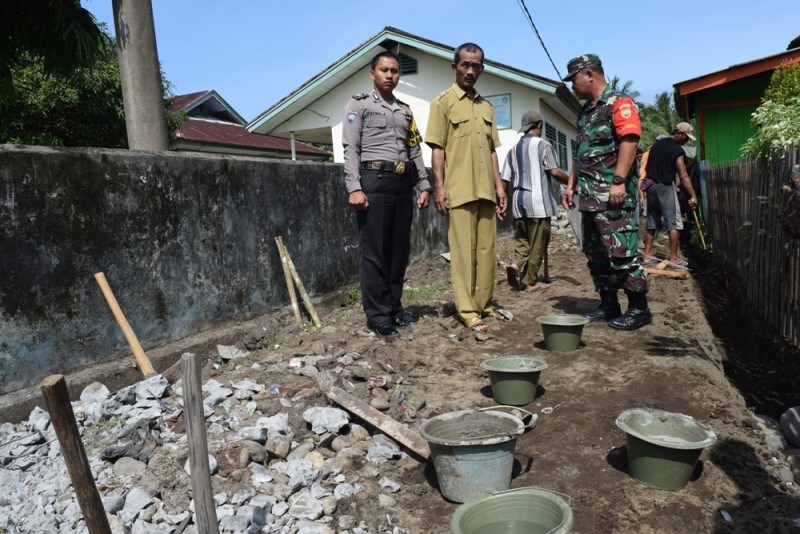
[
  {"xmin": 450, "ymin": 115, "xmax": 470, "ymax": 137},
  {"xmin": 482, "ymin": 115, "xmax": 494, "ymax": 140},
  {"xmin": 364, "ymin": 116, "xmax": 387, "ymax": 129}
]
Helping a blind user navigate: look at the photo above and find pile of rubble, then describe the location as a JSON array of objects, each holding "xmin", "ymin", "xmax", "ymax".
[{"xmin": 0, "ymin": 344, "xmax": 421, "ymax": 534}]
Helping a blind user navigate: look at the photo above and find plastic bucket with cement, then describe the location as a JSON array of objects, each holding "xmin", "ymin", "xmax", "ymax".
[
  {"xmin": 419, "ymin": 409, "xmax": 530, "ymax": 503},
  {"xmin": 450, "ymin": 487, "xmax": 573, "ymax": 534},
  {"xmin": 535, "ymin": 315, "xmax": 589, "ymax": 352},
  {"xmin": 616, "ymin": 408, "xmax": 717, "ymax": 490},
  {"xmin": 480, "ymin": 355, "xmax": 548, "ymax": 406}
]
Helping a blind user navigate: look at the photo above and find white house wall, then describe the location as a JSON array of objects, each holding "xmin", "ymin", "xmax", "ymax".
[{"xmin": 271, "ymin": 51, "xmax": 578, "ymax": 168}]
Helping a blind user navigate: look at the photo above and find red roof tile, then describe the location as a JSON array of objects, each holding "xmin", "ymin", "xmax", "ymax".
[
  {"xmin": 171, "ymin": 91, "xmax": 209, "ymax": 112},
  {"xmin": 177, "ymin": 118, "xmax": 328, "ymax": 156}
]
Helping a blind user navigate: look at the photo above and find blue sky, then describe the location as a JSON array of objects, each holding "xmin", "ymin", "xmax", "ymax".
[{"xmin": 85, "ymin": 1, "xmax": 798, "ymax": 121}]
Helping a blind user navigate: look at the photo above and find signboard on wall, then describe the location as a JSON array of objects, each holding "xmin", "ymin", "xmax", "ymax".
[{"xmin": 485, "ymin": 94, "xmax": 511, "ymax": 130}]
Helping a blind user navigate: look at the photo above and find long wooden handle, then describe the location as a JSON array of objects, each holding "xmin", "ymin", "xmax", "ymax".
[
  {"xmin": 41, "ymin": 375, "xmax": 112, "ymax": 534},
  {"xmin": 274, "ymin": 237, "xmax": 303, "ymax": 326},
  {"xmin": 326, "ymin": 386, "xmax": 430, "ymax": 460},
  {"xmin": 94, "ymin": 272, "xmax": 155, "ymax": 377}
]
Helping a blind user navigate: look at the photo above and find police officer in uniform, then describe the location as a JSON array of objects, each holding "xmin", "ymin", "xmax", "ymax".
[{"xmin": 342, "ymin": 51, "xmax": 432, "ymax": 338}]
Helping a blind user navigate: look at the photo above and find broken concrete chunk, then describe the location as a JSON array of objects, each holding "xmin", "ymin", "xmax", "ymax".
[
  {"xmin": 80, "ymin": 382, "xmax": 110, "ymax": 404},
  {"xmin": 217, "ymin": 344, "xmax": 249, "ymax": 360},
  {"xmin": 302, "ymin": 407, "xmax": 349, "ymax": 435},
  {"xmin": 257, "ymin": 412, "xmax": 291, "ymax": 438},
  {"xmin": 183, "ymin": 454, "xmax": 217, "ymax": 476},
  {"xmin": 379, "ymin": 477, "xmax": 401, "ymax": 493}
]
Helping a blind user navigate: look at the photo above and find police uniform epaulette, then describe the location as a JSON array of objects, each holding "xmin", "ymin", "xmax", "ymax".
[{"xmin": 352, "ymin": 93, "xmax": 369, "ymax": 100}]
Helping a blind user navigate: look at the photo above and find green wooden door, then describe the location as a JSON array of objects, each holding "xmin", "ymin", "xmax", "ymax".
[{"xmin": 702, "ymin": 104, "xmax": 758, "ymax": 164}]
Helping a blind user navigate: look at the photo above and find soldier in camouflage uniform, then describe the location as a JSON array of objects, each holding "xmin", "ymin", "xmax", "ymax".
[
  {"xmin": 562, "ymin": 54, "xmax": 652, "ymax": 330},
  {"xmin": 342, "ymin": 51, "xmax": 432, "ymax": 338}
]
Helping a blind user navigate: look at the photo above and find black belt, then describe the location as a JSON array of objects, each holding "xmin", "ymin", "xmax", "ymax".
[{"xmin": 361, "ymin": 160, "xmax": 410, "ymax": 175}]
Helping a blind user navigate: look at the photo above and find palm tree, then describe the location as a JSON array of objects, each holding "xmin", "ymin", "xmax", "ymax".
[
  {"xmin": 608, "ymin": 75, "xmax": 641, "ymax": 100},
  {"xmin": 639, "ymin": 91, "xmax": 681, "ymax": 150},
  {"xmin": 0, "ymin": 0, "xmax": 103, "ymax": 101}
]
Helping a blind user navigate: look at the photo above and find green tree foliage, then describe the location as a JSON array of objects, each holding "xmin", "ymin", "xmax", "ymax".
[
  {"xmin": 638, "ymin": 91, "xmax": 681, "ymax": 150},
  {"xmin": 742, "ymin": 62, "xmax": 800, "ymax": 158},
  {"xmin": 0, "ymin": 0, "xmax": 104, "ymax": 101},
  {"xmin": 0, "ymin": 31, "xmax": 127, "ymax": 148},
  {"xmin": 608, "ymin": 75, "xmax": 641, "ymax": 100},
  {"xmin": 0, "ymin": 27, "xmax": 183, "ymax": 148}
]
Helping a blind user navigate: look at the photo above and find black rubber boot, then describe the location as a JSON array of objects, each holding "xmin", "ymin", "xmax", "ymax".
[
  {"xmin": 610, "ymin": 292, "xmax": 653, "ymax": 330},
  {"xmin": 584, "ymin": 291, "xmax": 622, "ymax": 322}
]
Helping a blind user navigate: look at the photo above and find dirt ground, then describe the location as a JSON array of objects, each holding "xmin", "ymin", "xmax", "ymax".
[{"xmin": 122, "ymin": 231, "xmax": 800, "ymax": 533}]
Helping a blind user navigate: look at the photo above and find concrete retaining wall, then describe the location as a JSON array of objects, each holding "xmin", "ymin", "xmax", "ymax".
[{"xmin": 0, "ymin": 145, "xmax": 448, "ymax": 395}]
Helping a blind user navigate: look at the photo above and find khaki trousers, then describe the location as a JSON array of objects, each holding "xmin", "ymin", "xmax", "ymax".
[
  {"xmin": 448, "ymin": 200, "xmax": 497, "ymax": 326},
  {"xmin": 512, "ymin": 217, "xmax": 551, "ymax": 286}
]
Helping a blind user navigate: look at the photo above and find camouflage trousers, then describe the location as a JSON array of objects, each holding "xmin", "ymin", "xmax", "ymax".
[{"xmin": 581, "ymin": 209, "xmax": 648, "ymax": 294}]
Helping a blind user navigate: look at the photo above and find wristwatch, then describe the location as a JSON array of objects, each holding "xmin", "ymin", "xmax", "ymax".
[{"xmin": 612, "ymin": 174, "xmax": 625, "ymax": 185}]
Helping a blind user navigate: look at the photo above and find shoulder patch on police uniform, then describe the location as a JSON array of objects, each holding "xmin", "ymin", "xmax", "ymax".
[
  {"xmin": 352, "ymin": 93, "xmax": 369, "ymax": 100},
  {"xmin": 347, "ymin": 111, "xmax": 358, "ymax": 123},
  {"xmin": 407, "ymin": 115, "xmax": 422, "ymax": 148}
]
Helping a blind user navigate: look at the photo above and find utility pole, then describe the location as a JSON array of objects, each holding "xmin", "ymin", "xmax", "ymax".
[{"xmin": 112, "ymin": 0, "xmax": 169, "ymax": 150}]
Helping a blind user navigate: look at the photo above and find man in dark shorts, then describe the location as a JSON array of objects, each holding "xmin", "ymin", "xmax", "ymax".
[{"xmin": 642, "ymin": 122, "xmax": 698, "ymax": 267}]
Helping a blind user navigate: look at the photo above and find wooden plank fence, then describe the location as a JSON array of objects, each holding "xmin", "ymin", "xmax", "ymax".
[{"xmin": 704, "ymin": 147, "xmax": 800, "ymax": 346}]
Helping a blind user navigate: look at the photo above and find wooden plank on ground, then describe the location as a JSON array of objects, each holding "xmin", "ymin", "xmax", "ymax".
[
  {"xmin": 644, "ymin": 267, "xmax": 690, "ymax": 279},
  {"xmin": 326, "ymin": 386, "xmax": 430, "ymax": 460}
]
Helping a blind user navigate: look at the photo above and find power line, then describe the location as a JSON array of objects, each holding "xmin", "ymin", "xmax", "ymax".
[{"xmin": 516, "ymin": 0, "xmax": 563, "ymax": 82}]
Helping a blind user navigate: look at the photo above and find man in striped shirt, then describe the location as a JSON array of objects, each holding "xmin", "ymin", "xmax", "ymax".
[{"xmin": 502, "ymin": 111, "xmax": 569, "ymax": 291}]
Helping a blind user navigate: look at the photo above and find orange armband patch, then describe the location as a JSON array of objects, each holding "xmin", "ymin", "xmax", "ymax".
[{"xmin": 613, "ymin": 98, "xmax": 642, "ymax": 137}]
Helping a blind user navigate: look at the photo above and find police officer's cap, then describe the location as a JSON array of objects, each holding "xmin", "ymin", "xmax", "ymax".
[{"xmin": 564, "ymin": 54, "xmax": 602, "ymax": 82}]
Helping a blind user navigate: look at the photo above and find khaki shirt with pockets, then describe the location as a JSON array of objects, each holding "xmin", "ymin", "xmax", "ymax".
[{"xmin": 425, "ymin": 83, "xmax": 501, "ymax": 209}]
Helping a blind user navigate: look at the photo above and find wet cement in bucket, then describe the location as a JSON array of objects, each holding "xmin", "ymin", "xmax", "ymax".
[
  {"xmin": 616, "ymin": 408, "xmax": 717, "ymax": 490},
  {"xmin": 419, "ymin": 410, "xmax": 525, "ymax": 502},
  {"xmin": 420, "ymin": 410, "xmax": 522, "ymax": 445}
]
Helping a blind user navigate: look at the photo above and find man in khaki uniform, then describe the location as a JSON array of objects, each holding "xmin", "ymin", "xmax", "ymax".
[{"xmin": 425, "ymin": 42, "xmax": 507, "ymax": 332}]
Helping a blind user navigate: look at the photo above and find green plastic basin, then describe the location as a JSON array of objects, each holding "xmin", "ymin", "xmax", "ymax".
[
  {"xmin": 535, "ymin": 315, "xmax": 589, "ymax": 352},
  {"xmin": 480, "ymin": 355, "xmax": 548, "ymax": 406},
  {"xmin": 451, "ymin": 487, "xmax": 573, "ymax": 534},
  {"xmin": 616, "ymin": 408, "xmax": 717, "ymax": 490}
]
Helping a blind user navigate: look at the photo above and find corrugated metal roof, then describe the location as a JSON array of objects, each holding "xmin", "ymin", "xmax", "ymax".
[{"xmin": 177, "ymin": 118, "xmax": 329, "ymax": 155}]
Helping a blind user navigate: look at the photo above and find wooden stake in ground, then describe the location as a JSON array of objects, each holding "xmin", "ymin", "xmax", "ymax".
[
  {"xmin": 40, "ymin": 375, "xmax": 112, "ymax": 534},
  {"xmin": 325, "ymin": 386, "xmax": 430, "ymax": 460},
  {"xmin": 274, "ymin": 237, "xmax": 303, "ymax": 326},
  {"xmin": 181, "ymin": 353, "xmax": 220, "ymax": 534},
  {"xmin": 276, "ymin": 236, "xmax": 322, "ymax": 328},
  {"xmin": 94, "ymin": 272, "xmax": 155, "ymax": 377}
]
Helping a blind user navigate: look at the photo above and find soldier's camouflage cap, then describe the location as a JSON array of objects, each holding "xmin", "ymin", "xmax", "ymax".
[{"xmin": 564, "ymin": 54, "xmax": 602, "ymax": 82}]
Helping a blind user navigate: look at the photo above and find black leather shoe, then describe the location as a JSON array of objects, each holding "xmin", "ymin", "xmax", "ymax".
[
  {"xmin": 372, "ymin": 323, "xmax": 400, "ymax": 338},
  {"xmin": 609, "ymin": 308, "xmax": 652, "ymax": 330},
  {"xmin": 583, "ymin": 306, "xmax": 622, "ymax": 323},
  {"xmin": 393, "ymin": 316, "xmax": 416, "ymax": 328}
]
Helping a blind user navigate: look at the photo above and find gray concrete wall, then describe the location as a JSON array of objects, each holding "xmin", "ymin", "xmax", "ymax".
[{"xmin": 0, "ymin": 145, "xmax": 447, "ymax": 395}]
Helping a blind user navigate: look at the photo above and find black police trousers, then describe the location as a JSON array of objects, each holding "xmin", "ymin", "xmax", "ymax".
[{"xmin": 357, "ymin": 169, "xmax": 413, "ymax": 327}]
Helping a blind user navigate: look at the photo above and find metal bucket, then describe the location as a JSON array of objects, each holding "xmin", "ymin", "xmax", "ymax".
[
  {"xmin": 535, "ymin": 315, "xmax": 589, "ymax": 352},
  {"xmin": 616, "ymin": 408, "xmax": 717, "ymax": 490},
  {"xmin": 419, "ymin": 409, "xmax": 531, "ymax": 503},
  {"xmin": 451, "ymin": 487, "xmax": 573, "ymax": 534},
  {"xmin": 480, "ymin": 355, "xmax": 548, "ymax": 406}
]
